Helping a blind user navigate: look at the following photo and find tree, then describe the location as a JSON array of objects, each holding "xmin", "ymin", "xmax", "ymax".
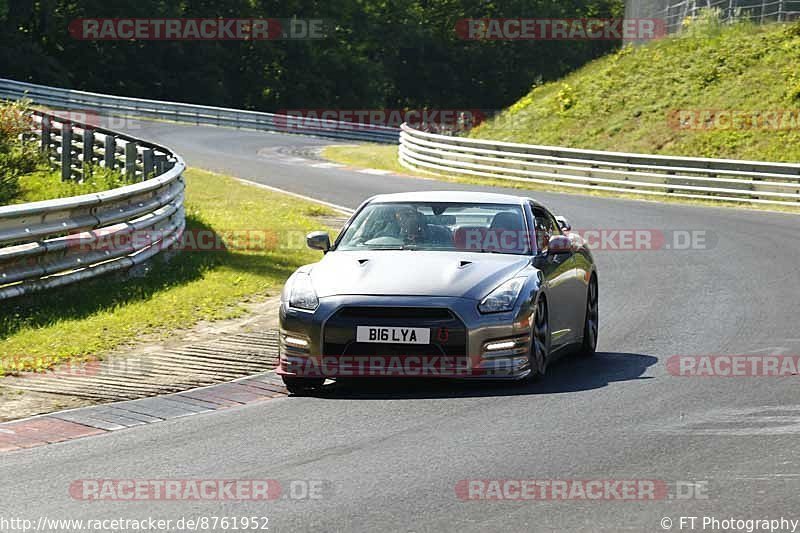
[{"xmin": 0, "ymin": 0, "xmax": 625, "ymax": 112}]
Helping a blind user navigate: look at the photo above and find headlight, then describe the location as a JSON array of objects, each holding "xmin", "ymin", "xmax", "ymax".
[
  {"xmin": 478, "ymin": 278, "xmax": 526, "ymax": 314},
  {"xmin": 288, "ymin": 274, "xmax": 319, "ymax": 311}
]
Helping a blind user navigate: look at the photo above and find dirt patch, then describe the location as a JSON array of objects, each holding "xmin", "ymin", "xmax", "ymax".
[{"xmin": 0, "ymin": 388, "xmax": 94, "ymax": 423}]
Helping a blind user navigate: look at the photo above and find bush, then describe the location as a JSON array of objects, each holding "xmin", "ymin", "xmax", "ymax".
[{"xmin": 556, "ymin": 84, "xmax": 577, "ymax": 113}]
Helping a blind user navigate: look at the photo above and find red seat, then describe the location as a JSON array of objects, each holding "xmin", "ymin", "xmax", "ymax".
[{"xmin": 454, "ymin": 226, "xmax": 489, "ymax": 251}]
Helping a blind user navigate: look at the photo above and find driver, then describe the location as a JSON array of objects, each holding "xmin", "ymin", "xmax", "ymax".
[
  {"xmin": 394, "ymin": 206, "xmax": 426, "ymax": 244},
  {"xmin": 359, "ymin": 205, "xmax": 451, "ymax": 246},
  {"xmin": 395, "ymin": 206, "xmax": 453, "ymax": 245}
]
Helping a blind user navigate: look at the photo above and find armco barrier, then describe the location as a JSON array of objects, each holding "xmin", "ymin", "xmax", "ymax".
[
  {"xmin": 399, "ymin": 123, "xmax": 800, "ymax": 206},
  {"xmin": 0, "ymin": 110, "xmax": 185, "ymax": 300},
  {"xmin": 0, "ymin": 78, "xmax": 398, "ymax": 143}
]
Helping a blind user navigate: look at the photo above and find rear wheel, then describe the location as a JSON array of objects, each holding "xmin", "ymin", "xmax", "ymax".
[
  {"xmin": 580, "ymin": 276, "xmax": 599, "ymax": 357},
  {"xmin": 282, "ymin": 376, "xmax": 325, "ymax": 395},
  {"xmin": 527, "ymin": 297, "xmax": 550, "ymax": 380}
]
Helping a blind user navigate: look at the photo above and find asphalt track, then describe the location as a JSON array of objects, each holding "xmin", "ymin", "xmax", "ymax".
[{"xmin": 1, "ymin": 121, "xmax": 799, "ymax": 532}]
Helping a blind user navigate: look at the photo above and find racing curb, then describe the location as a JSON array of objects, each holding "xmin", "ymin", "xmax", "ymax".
[{"xmin": 0, "ymin": 371, "xmax": 287, "ymax": 453}]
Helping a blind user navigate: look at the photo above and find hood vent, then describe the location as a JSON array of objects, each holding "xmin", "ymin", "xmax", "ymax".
[
  {"xmin": 357, "ymin": 259, "xmax": 370, "ymax": 266},
  {"xmin": 458, "ymin": 260, "xmax": 473, "ymax": 269}
]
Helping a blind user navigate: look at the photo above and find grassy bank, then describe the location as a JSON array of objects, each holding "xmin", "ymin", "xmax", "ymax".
[
  {"xmin": 471, "ymin": 18, "xmax": 800, "ymax": 161},
  {"xmin": 0, "ymin": 168, "xmax": 334, "ymax": 374}
]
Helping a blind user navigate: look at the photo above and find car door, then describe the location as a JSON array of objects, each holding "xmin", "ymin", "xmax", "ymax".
[
  {"xmin": 530, "ymin": 204, "xmax": 575, "ymax": 351},
  {"xmin": 543, "ymin": 208, "xmax": 586, "ymax": 344}
]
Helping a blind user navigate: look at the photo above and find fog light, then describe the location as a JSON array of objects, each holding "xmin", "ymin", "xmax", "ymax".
[
  {"xmin": 283, "ymin": 336, "xmax": 309, "ymax": 349},
  {"xmin": 485, "ymin": 340, "xmax": 518, "ymax": 351},
  {"xmin": 482, "ymin": 335, "xmax": 530, "ymax": 358}
]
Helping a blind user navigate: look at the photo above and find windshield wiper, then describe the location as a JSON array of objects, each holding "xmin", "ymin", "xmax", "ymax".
[
  {"xmin": 361, "ymin": 245, "xmax": 407, "ymax": 250},
  {"xmin": 475, "ymin": 248, "xmax": 527, "ymax": 255}
]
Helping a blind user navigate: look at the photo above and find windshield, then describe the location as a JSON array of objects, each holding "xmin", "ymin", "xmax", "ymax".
[{"xmin": 336, "ymin": 202, "xmax": 531, "ymax": 254}]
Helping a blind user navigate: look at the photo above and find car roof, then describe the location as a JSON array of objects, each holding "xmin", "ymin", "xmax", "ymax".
[{"xmin": 367, "ymin": 190, "xmax": 531, "ymax": 205}]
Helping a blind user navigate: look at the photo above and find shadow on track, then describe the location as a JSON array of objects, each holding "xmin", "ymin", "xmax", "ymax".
[{"xmin": 301, "ymin": 352, "xmax": 657, "ymax": 400}]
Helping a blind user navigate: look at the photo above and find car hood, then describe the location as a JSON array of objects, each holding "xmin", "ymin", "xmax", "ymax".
[{"xmin": 306, "ymin": 250, "xmax": 531, "ymax": 300}]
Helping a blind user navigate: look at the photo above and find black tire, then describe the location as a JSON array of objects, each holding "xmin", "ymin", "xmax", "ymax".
[
  {"xmin": 282, "ymin": 376, "xmax": 325, "ymax": 395},
  {"xmin": 527, "ymin": 296, "xmax": 550, "ymax": 381},
  {"xmin": 580, "ymin": 276, "xmax": 599, "ymax": 357}
]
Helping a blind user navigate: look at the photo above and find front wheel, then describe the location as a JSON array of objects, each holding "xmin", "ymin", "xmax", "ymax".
[
  {"xmin": 580, "ymin": 277, "xmax": 598, "ymax": 357},
  {"xmin": 282, "ymin": 376, "xmax": 325, "ymax": 395},
  {"xmin": 527, "ymin": 297, "xmax": 550, "ymax": 380}
]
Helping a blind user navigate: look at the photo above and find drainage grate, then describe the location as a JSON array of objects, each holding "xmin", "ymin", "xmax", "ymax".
[{"xmin": 2, "ymin": 332, "xmax": 280, "ymax": 402}]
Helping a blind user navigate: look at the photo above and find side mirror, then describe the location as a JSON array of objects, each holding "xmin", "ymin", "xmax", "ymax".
[
  {"xmin": 306, "ymin": 231, "xmax": 331, "ymax": 252},
  {"xmin": 547, "ymin": 235, "xmax": 572, "ymax": 254},
  {"xmin": 555, "ymin": 216, "xmax": 572, "ymax": 232}
]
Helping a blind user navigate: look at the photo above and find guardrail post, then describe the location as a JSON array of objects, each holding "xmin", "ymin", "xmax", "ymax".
[
  {"xmin": 154, "ymin": 154, "xmax": 167, "ymax": 175},
  {"xmin": 0, "ymin": 105, "xmax": 187, "ymax": 302},
  {"xmin": 125, "ymin": 141, "xmax": 138, "ymax": 180},
  {"xmin": 104, "ymin": 134, "xmax": 116, "ymax": 170},
  {"xmin": 142, "ymin": 148, "xmax": 155, "ymax": 178},
  {"xmin": 83, "ymin": 128, "xmax": 95, "ymax": 167},
  {"xmin": 41, "ymin": 115, "xmax": 52, "ymax": 153},
  {"xmin": 61, "ymin": 123, "xmax": 73, "ymax": 181}
]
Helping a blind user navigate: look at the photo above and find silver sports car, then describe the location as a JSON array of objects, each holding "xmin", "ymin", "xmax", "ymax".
[{"xmin": 278, "ymin": 191, "xmax": 598, "ymax": 393}]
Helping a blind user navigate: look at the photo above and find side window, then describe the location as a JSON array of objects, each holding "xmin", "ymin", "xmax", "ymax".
[
  {"xmin": 546, "ymin": 211, "xmax": 562, "ymax": 236},
  {"xmin": 531, "ymin": 205, "xmax": 558, "ymax": 251}
]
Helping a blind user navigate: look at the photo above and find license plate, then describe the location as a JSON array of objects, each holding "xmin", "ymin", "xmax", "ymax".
[{"xmin": 356, "ymin": 326, "xmax": 431, "ymax": 345}]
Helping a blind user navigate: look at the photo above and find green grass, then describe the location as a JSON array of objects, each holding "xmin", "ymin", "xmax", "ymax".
[
  {"xmin": 1, "ymin": 101, "xmax": 138, "ymax": 205},
  {"xmin": 12, "ymin": 166, "xmax": 135, "ymax": 203},
  {"xmin": 324, "ymin": 20, "xmax": 800, "ymax": 214},
  {"xmin": 0, "ymin": 168, "xmax": 333, "ymax": 375},
  {"xmin": 330, "ymin": 144, "xmax": 409, "ymax": 174}
]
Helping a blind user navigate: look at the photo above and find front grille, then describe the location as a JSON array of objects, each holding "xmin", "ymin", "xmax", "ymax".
[
  {"xmin": 323, "ymin": 306, "xmax": 467, "ymax": 358},
  {"xmin": 334, "ymin": 307, "xmax": 454, "ymax": 321}
]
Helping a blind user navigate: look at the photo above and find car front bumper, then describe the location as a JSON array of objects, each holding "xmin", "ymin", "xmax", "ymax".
[{"xmin": 277, "ymin": 295, "xmax": 535, "ymax": 380}]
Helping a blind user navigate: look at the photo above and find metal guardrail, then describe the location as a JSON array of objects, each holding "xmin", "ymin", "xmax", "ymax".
[
  {"xmin": 0, "ymin": 78, "xmax": 399, "ymax": 144},
  {"xmin": 398, "ymin": 124, "xmax": 800, "ymax": 206},
  {"xmin": 0, "ymin": 110, "xmax": 185, "ymax": 300}
]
